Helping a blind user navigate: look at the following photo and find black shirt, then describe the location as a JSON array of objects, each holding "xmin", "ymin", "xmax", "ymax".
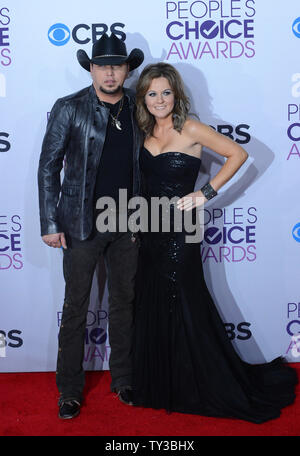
[{"xmin": 93, "ymin": 95, "xmax": 133, "ymax": 208}]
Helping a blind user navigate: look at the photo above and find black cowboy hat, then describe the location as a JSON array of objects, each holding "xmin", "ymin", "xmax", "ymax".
[{"xmin": 77, "ymin": 32, "xmax": 144, "ymax": 72}]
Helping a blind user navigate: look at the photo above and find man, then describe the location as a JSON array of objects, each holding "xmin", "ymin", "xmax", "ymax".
[{"xmin": 38, "ymin": 33, "xmax": 144, "ymax": 419}]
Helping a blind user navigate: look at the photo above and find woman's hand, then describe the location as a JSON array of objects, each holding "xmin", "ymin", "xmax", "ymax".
[{"xmin": 177, "ymin": 190, "xmax": 206, "ymax": 211}]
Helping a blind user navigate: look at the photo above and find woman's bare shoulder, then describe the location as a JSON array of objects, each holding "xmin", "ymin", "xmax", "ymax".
[{"xmin": 184, "ymin": 118, "xmax": 212, "ymax": 137}]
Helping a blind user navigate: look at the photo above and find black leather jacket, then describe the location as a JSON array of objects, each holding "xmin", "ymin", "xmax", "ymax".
[{"xmin": 38, "ymin": 85, "xmax": 141, "ymax": 240}]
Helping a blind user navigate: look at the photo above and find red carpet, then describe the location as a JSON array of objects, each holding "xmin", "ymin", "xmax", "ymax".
[{"xmin": 1, "ymin": 365, "xmax": 300, "ymax": 437}]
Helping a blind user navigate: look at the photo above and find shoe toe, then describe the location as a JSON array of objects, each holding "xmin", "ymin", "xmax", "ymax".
[
  {"xmin": 117, "ymin": 389, "xmax": 133, "ymax": 406},
  {"xmin": 58, "ymin": 400, "xmax": 80, "ymax": 419}
]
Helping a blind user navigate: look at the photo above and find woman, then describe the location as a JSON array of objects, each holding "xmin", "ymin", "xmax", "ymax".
[{"xmin": 131, "ymin": 63, "xmax": 297, "ymax": 423}]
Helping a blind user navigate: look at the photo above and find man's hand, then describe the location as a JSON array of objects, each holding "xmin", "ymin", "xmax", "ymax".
[{"xmin": 42, "ymin": 233, "xmax": 67, "ymax": 249}]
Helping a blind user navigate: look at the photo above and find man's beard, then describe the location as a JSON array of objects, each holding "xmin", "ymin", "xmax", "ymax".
[{"xmin": 99, "ymin": 85, "xmax": 123, "ymax": 95}]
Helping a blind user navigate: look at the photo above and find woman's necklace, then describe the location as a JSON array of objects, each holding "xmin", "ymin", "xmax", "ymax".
[{"xmin": 98, "ymin": 97, "xmax": 124, "ymax": 131}]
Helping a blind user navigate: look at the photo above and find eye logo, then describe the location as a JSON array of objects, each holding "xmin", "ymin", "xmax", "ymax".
[
  {"xmin": 292, "ymin": 17, "xmax": 300, "ymax": 38},
  {"xmin": 48, "ymin": 23, "xmax": 71, "ymax": 46},
  {"xmin": 292, "ymin": 223, "xmax": 300, "ymax": 242}
]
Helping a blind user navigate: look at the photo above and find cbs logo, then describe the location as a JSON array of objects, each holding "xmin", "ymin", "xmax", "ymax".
[
  {"xmin": 48, "ymin": 22, "xmax": 125, "ymax": 46},
  {"xmin": 0, "ymin": 132, "xmax": 10, "ymax": 152},
  {"xmin": 224, "ymin": 322, "xmax": 252, "ymax": 340},
  {"xmin": 292, "ymin": 17, "xmax": 300, "ymax": 39},
  {"xmin": 0, "ymin": 329, "xmax": 23, "ymax": 348},
  {"xmin": 292, "ymin": 223, "xmax": 300, "ymax": 243},
  {"xmin": 210, "ymin": 124, "xmax": 251, "ymax": 144}
]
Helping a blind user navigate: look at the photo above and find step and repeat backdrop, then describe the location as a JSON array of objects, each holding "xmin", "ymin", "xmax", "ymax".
[{"xmin": 1, "ymin": 0, "xmax": 300, "ymax": 372}]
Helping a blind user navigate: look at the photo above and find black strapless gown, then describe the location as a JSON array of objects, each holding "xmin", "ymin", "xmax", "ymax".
[{"xmin": 132, "ymin": 147, "xmax": 297, "ymax": 423}]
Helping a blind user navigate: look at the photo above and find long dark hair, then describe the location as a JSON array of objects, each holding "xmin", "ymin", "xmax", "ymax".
[{"xmin": 136, "ymin": 63, "xmax": 190, "ymax": 136}]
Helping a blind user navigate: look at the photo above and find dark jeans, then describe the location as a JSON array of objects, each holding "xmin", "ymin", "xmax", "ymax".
[{"xmin": 56, "ymin": 225, "xmax": 139, "ymax": 403}]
